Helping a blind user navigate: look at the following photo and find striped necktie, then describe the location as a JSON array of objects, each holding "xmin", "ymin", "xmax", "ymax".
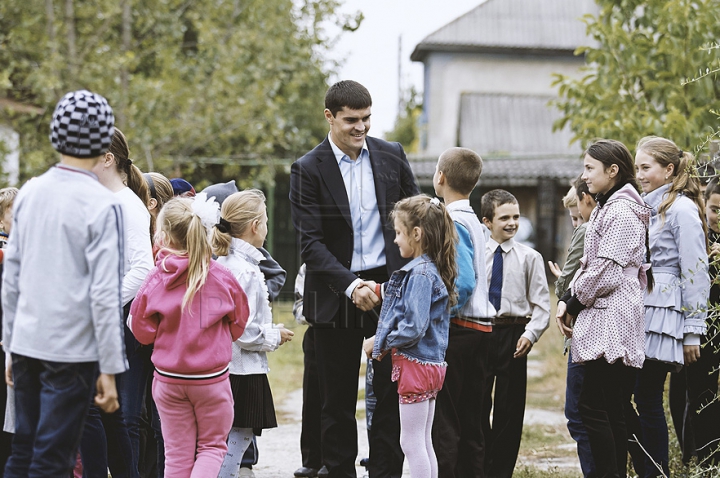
[{"xmin": 489, "ymin": 245, "xmax": 503, "ymax": 312}]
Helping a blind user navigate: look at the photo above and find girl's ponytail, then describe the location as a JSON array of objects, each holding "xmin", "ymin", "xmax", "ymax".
[
  {"xmin": 126, "ymin": 163, "xmax": 150, "ymax": 208},
  {"xmin": 183, "ymin": 212, "xmax": 212, "ymax": 310},
  {"xmin": 211, "ymin": 190, "xmax": 266, "ymax": 258},
  {"xmin": 156, "ymin": 197, "xmax": 213, "ymax": 311},
  {"xmin": 108, "ymin": 128, "xmax": 150, "ymax": 207}
]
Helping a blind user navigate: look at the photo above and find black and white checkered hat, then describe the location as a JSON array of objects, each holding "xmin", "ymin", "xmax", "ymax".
[{"xmin": 49, "ymin": 90, "xmax": 115, "ymax": 158}]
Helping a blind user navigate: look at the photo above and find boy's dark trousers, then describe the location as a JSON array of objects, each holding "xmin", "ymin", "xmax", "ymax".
[
  {"xmin": 482, "ymin": 322, "xmax": 528, "ymax": 478},
  {"xmin": 433, "ymin": 324, "xmax": 491, "ymax": 478},
  {"xmin": 5, "ymin": 354, "xmax": 97, "ymax": 478}
]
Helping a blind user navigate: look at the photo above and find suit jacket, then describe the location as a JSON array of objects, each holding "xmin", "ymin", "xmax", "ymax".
[{"xmin": 289, "ymin": 136, "xmax": 420, "ymax": 325}]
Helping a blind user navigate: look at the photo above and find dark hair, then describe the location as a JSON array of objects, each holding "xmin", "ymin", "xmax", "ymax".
[
  {"xmin": 585, "ymin": 139, "xmax": 653, "ymax": 291},
  {"xmin": 573, "ymin": 174, "xmax": 591, "ymax": 201},
  {"xmin": 108, "ymin": 128, "xmax": 150, "ymax": 207},
  {"xmin": 480, "ymin": 189, "xmax": 518, "ymax": 221},
  {"xmin": 324, "ymin": 80, "xmax": 372, "ymax": 117},
  {"xmin": 705, "ymin": 176, "xmax": 720, "ymax": 200},
  {"xmin": 437, "ymin": 147, "xmax": 483, "ymax": 196},
  {"xmin": 391, "ymin": 195, "xmax": 457, "ymax": 307},
  {"xmin": 584, "ymin": 139, "xmax": 640, "ymax": 194}
]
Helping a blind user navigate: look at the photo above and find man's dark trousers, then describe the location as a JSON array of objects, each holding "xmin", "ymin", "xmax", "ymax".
[{"xmin": 313, "ymin": 268, "xmax": 402, "ymax": 478}]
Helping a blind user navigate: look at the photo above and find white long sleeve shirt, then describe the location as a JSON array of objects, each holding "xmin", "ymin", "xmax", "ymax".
[
  {"xmin": 485, "ymin": 237, "xmax": 550, "ymax": 344},
  {"xmin": 115, "ymin": 187, "xmax": 153, "ymax": 305}
]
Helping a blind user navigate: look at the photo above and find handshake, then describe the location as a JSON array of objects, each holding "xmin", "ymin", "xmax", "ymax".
[{"xmin": 351, "ymin": 280, "xmax": 381, "ymax": 311}]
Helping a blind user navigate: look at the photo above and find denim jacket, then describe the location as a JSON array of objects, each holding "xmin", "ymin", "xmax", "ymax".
[{"xmin": 372, "ymin": 254, "xmax": 450, "ymax": 364}]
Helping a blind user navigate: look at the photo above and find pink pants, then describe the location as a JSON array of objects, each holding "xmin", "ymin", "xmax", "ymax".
[{"xmin": 152, "ymin": 378, "xmax": 234, "ymax": 478}]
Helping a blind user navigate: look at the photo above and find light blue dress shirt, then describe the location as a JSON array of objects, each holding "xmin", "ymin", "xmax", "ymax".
[{"xmin": 328, "ymin": 134, "xmax": 386, "ymax": 296}]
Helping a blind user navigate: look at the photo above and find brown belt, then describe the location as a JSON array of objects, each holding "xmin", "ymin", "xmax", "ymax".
[
  {"xmin": 451, "ymin": 317, "xmax": 492, "ymax": 332},
  {"xmin": 494, "ymin": 316, "xmax": 530, "ymax": 325}
]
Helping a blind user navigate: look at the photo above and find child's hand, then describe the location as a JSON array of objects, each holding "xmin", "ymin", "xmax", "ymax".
[
  {"xmin": 363, "ymin": 336, "xmax": 375, "ymax": 359},
  {"xmin": 547, "ymin": 261, "xmax": 562, "ymax": 278},
  {"xmin": 555, "ymin": 301, "xmax": 573, "ymax": 338},
  {"xmin": 277, "ymin": 324, "xmax": 294, "ymax": 345},
  {"xmin": 95, "ymin": 373, "xmax": 119, "ymax": 414},
  {"xmin": 711, "ymin": 242, "xmax": 720, "ymax": 259},
  {"xmin": 5, "ymin": 362, "xmax": 12, "ymax": 387},
  {"xmin": 514, "ymin": 337, "xmax": 532, "ymax": 358},
  {"xmin": 684, "ymin": 344, "xmax": 701, "ymax": 365}
]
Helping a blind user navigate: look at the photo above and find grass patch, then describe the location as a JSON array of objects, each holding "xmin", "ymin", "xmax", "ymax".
[
  {"xmin": 521, "ymin": 424, "xmax": 574, "ymax": 452},
  {"xmin": 512, "ymin": 465, "xmax": 581, "ymax": 478},
  {"xmin": 267, "ymin": 301, "xmax": 305, "ymax": 406}
]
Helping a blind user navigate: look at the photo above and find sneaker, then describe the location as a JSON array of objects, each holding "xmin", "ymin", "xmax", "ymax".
[{"xmin": 238, "ymin": 468, "xmax": 255, "ymax": 477}]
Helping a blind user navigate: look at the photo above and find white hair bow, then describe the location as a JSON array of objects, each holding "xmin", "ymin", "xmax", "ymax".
[{"xmin": 191, "ymin": 192, "xmax": 220, "ymax": 232}]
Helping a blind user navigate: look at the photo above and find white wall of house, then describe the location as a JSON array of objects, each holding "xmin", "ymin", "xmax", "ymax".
[{"xmin": 419, "ymin": 51, "xmax": 584, "ymax": 156}]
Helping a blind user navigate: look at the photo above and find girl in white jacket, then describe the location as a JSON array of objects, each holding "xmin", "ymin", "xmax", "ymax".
[{"xmin": 212, "ymin": 189, "xmax": 294, "ymax": 477}]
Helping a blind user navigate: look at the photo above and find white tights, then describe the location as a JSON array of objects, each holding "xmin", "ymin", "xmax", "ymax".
[
  {"xmin": 217, "ymin": 427, "xmax": 254, "ymax": 478},
  {"xmin": 399, "ymin": 399, "xmax": 437, "ymax": 478}
]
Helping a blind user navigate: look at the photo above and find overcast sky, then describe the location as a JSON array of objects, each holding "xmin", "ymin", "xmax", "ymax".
[{"xmin": 326, "ymin": 0, "xmax": 487, "ymax": 137}]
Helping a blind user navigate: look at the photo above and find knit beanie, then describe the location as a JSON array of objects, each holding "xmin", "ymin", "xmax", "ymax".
[
  {"xmin": 201, "ymin": 180, "xmax": 238, "ymax": 206},
  {"xmin": 49, "ymin": 90, "xmax": 115, "ymax": 158}
]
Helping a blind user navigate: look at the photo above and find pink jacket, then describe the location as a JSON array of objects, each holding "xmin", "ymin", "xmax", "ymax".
[
  {"xmin": 130, "ymin": 252, "xmax": 249, "ymax": 384},
  {"xmin": 571, "ymin": 184, "xmax": 651, "ymax": 368}
]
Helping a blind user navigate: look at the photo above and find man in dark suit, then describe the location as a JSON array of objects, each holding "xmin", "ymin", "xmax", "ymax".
[{"xmin": 290, "ymin": 80, "xmax": 420, "ymax": 478}]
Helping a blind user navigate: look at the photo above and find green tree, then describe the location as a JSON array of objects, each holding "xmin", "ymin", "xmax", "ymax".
[
  {"xmin": 385, "ymin": 86, "xmax": 422, "ymax": 153},
  {"xmin": 552, "ymin": 0, "xmax": 720, "ymax": 151},
  {"xmin": 0, "ymin": 0, "xmax": 357, "ymax": 186}
]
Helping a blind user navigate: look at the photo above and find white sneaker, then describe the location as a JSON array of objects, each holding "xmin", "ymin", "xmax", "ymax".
[{"xmin": 238, "ymin": 468, "xmax": 255, "ymax": 477}]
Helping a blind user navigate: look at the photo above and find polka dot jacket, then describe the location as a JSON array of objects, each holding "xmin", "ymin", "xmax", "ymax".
[{"xmin": 571, "ymin": 184, "xmax": 651, "ymax": 369}]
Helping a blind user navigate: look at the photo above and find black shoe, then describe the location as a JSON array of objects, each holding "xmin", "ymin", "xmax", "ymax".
[
  {"xmin": 294, "ymin": 467, "xmax": 319, "ymax": 477},
  {"xmin": 359, "ymin": 457, "xmax": 370, "ymax": 468},
  {"xmin": 317, "ymin": 466, "xmax": 329, "ymax": 478}
]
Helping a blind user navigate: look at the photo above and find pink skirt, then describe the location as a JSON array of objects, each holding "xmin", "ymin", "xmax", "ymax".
[{"xmin": 391, "ymin": 350, "xmax": 447, "ymax": 404}]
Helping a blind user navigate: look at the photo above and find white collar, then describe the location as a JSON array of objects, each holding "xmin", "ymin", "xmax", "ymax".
[
  {"xmin": 230, "ymin": 237, "xmax": 265, "ymax": 264},
  {"xmin": 487, "ymin": 237, "xmax": 515, "ymax": 253},
  {"xmin": 445, "ymin": 199, "xmax": 471, "ymax": 211}
]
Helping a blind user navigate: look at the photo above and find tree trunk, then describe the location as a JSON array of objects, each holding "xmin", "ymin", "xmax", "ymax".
[
  {"xmin": 64, "ymin": 0, "xmax": 76, "ymax": 84},
  {"xmin": 119, "ymin": 0, "xmax": 131, "ymax": 127}
]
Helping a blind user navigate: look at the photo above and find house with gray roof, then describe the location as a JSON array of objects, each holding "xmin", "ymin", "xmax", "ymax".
[{"xmin": 409, "ymin": 0, "xmax": 598, "ymax": 272}]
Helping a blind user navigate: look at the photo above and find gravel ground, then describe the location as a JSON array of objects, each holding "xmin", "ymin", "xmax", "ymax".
[{"xmin": 250, "ymin": 387, "xmax": 387, "ymax": 477}]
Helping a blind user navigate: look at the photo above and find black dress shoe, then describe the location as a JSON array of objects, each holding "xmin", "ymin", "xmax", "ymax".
[
  {"xmin": 294, "ymin": 466, "xmax": 319, "ymax": 477},
  {"xmin": 316, "ymin": 466, "xmax": 329, "ymax": 478}
]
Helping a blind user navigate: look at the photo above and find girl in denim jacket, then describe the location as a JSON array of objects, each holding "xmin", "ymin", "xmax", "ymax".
[{"xmin": 365, "ymin": 195, "xmax": 457, "ymax": 478}]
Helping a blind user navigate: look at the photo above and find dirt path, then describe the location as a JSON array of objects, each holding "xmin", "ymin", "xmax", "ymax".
[{"xmin": 251, "ymin": 359, "xmax": 582, "ymax": 476}]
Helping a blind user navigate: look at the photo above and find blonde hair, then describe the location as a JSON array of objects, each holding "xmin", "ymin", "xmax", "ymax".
[
  {"xmin": 0, "ymin": 187, "xmax": 19, "ymax": 218},
  {"xmin": 144, "ymin": 172, "xmax": 174, "ymax": 240},
  {"xmin": 561, "ymin": 186, "xmax": 578, "ymax": 208},
  {"xmin": 391, "ymin": 195, "xmax": 458, "ymax": 307},
  {"xmin": 211, "ymin": 189, "xmax": 266, "ymax": 257},
  {"xmin": 157, "ymin": 197, "xmax": 213, "ymax": 310},
  {"xmin": 636, "ymin": 136, "xmax": 707, "ymax": 241}
]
